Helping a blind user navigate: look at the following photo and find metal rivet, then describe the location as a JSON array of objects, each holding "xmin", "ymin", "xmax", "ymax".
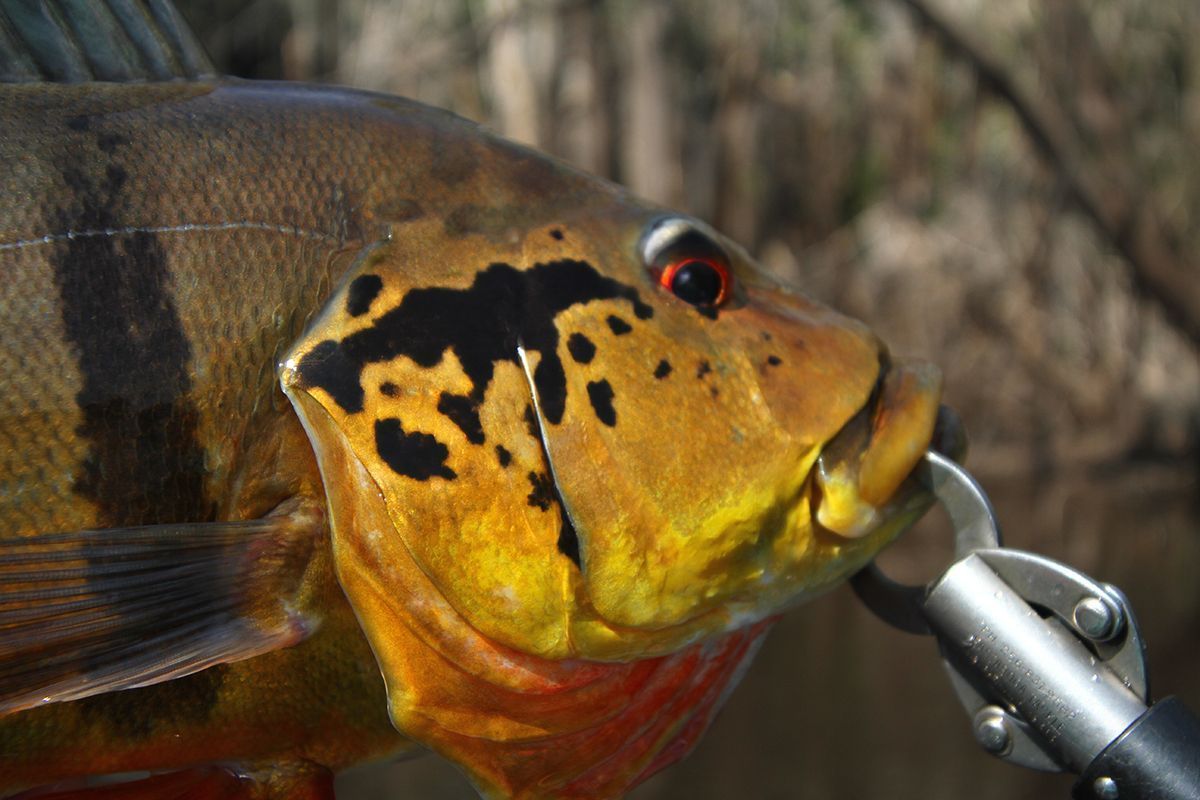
[
  {"xmin": 1074, "ymin": 596, "xmax": 1116, "ymax": 641},
  {"xmin": 1093, "ymin": 775, "xmax": 1119, "ymax": 799},
  {"xmin": 973, "ymin": 707, "xmax": 1012, "ymax": 756}
]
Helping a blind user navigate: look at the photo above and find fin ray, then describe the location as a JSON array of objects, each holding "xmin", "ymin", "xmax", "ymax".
[
  {"xmin": 0, "ymin": 507, "xmax": 322, "ymax": 715},
  {"xmin": 0, "ymin": 0, "xmax": 214, "ymax": 83}
]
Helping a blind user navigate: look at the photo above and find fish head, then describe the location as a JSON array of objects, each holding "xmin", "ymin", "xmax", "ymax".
[
  {"xmin": 278, "ymin": 137, "xmax": 957, "ymax": 792},
  {"xmin": 279, "ymin": 182, "xmax": 951, "ymax": 661}
]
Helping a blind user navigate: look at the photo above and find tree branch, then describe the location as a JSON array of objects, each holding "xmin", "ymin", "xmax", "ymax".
[{"xmin": 892, "ymin": 0, "xmax": 1200, "ymax": 348}]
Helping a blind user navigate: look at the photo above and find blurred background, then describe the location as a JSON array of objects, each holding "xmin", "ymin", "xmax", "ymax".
[{"xmin": 175, "ymin": 1, "xmax": 1199, "ymax": 797}]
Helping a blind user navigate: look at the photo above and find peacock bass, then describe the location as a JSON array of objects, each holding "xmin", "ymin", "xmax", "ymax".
[{"xmin": 0, "ymin": 2, "xmax": 958, "ymax": 798}]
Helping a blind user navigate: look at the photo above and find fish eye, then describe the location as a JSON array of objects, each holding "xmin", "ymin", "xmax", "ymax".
[
  {"xmin": 641, "ymin": 217, "xmax": 732, "ymax": 309},
  {"xmin": 660, "ymin": 258, "xmax": 729, "ymax": 306}
]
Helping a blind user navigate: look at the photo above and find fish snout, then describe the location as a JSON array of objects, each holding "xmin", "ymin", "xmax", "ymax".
[{"xmin": 813, "ymin": 359, "xmax": 964, "ymax": 539}]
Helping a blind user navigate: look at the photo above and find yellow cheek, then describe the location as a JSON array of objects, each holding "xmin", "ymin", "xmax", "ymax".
[
  {"xmin": 529, "ymin": 299, "xmax": 807, "ymax": 628},
  {"xmin": 333, "ymin": 365, "xmax": 575, "ymax": 658}
]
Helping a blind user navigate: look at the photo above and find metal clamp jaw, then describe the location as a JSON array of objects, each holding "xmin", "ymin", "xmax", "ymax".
[{"xmin": 852, "ymin": 452, "xmax": 1199, "ymax": 799}]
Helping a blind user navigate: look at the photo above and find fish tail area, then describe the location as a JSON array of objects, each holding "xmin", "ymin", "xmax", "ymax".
[{"xmin": 7, "ymin": 763, "xmax": 335, "ymax": 800}]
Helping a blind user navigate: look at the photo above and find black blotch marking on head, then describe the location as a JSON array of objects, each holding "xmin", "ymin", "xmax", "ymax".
[
  {"xmin": 532, "ymin": 355, "xmax": 568, "ymax": 424},
  {"xmin": 696, "ymin": 306, "xmax": 719, "ymax": 321},
  {"xmin": 522, "ymin": 392, "xmax": 584, "ymax": 569},
  {"xmin": 380, "ymin": 381, "xmax": 400, "ymax": 397},
  {"xmin": 696, "ymin": 360, "xmax": 712, "ymax": 379},
  {"xmin": 346, "ymin": 274, "xmax": 384, "ymax": 317},
  {"xmin": 550, "ymin": 229, "xmax": 564, "ymax": 240},
  {"xmin": 586, "ymin": 379, "xmax": 617, "ymax": 427},
  {"xmin": 557, "ymin": 502, "xmax": 581, "ymax": 568},
  {"xmin": 375, "ymin": 418, "xmax": 456, "ymax": 480},
  {"xmin": 654, "ymin": 359, "xmax": 673, "ymax": 380},
  {"xmin": 761, "ymin": 331, "xmax": 773, "ymax": 341},
  {"xmin": 767, "ymin": 355, "xmax": 782, "ymax": 366},
  {"xmin": 496, "ymin": 445, "xmax": 512, "ymax": 467},
  {"xmin": 523, "ymin": 404, "xmax": 540, "ymax": 439},
  {"xmin": 606, "ymin": 315, "xmax": 633, "ymax": 335},
  {"xmin": 296, "ymin": 260, "xmax": 653, "ymax": 427},
  {"xmin": 51, "ymin": 128, "xmax": 218, "ymax": 734},
  {"xmin": 297, "ymin": 339, "xmax": 365, "ymax": 412},
  {"xmin": 567, "ymin": 332, "xmax": 596, "ymax": 364},
  {"xmin": 527, "ymin": 471, "xmax": 555, "ymax": 511},
  {"xmin": 710, "ymin": 385, "xmax": 720, "ymax": 399},
  {"xmin": 437, "ymin": 392, "xmax": 485, "ymax": 444}
]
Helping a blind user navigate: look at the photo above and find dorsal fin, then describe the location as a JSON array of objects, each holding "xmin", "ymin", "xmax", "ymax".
[{"xmin": 0, "ymin": 0, "xmax": 215, "ymax": 83}]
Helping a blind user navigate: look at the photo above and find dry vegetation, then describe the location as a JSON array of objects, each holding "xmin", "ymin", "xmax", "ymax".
[{"xmin": 179, "ymin": 2, "xmax": 1199, "ymax": 797}]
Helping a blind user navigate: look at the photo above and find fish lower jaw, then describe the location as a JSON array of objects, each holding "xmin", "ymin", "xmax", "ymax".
[{"xmin": 812, "ymin": 459, "xmax": 881, "ymax": 538}]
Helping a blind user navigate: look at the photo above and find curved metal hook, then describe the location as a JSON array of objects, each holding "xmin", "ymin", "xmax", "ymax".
[{"xmin": 850, "ymin": 451, "xmax": 1002, "ymax": 634}]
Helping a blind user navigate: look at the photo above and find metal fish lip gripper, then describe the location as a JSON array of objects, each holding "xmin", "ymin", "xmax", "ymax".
[{"xmin": 852, "ymin": 451, "xmax": 1200, "ymax": 800}]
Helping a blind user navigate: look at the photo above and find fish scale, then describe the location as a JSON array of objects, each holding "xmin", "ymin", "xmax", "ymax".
[
  {"xmin": 0, "ymin": 3, "xmax": 953, "ymax": 798},
  {"xmin": 0, "ymin": 82, "xmax": 408, "ymax": 788}
]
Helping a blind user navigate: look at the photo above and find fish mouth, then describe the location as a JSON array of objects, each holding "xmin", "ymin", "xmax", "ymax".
[{"xmin": 812, "ymin": 357, "xmax": 965, "ymax": 539}]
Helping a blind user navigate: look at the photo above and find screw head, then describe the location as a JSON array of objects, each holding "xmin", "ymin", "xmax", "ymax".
[
  {"xmin": 1093, "ymin": 775, "xmax": 1119, "ymax": 799},
  {"xmin": 973, "ymin": 707, "xmax": 1012, "ymax": 756},
  {"xmin": 1074, "ymin": 596, "xmax": 1117, "ymax": 641}
]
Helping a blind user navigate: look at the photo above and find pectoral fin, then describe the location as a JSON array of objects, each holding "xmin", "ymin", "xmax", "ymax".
[{"xmin": 0, "ymin": 501, "xmax": 324, "ymax": 716}]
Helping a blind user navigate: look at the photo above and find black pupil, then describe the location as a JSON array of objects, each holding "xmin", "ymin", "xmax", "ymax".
[{"xmin": 669, "ymin": 260, "xmax": 724, "ymax": 306}]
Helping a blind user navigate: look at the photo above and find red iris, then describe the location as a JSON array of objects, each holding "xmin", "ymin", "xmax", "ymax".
[{"xmin": 659, "ymin": 257, "xmax": 730, "ymax": 307}]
